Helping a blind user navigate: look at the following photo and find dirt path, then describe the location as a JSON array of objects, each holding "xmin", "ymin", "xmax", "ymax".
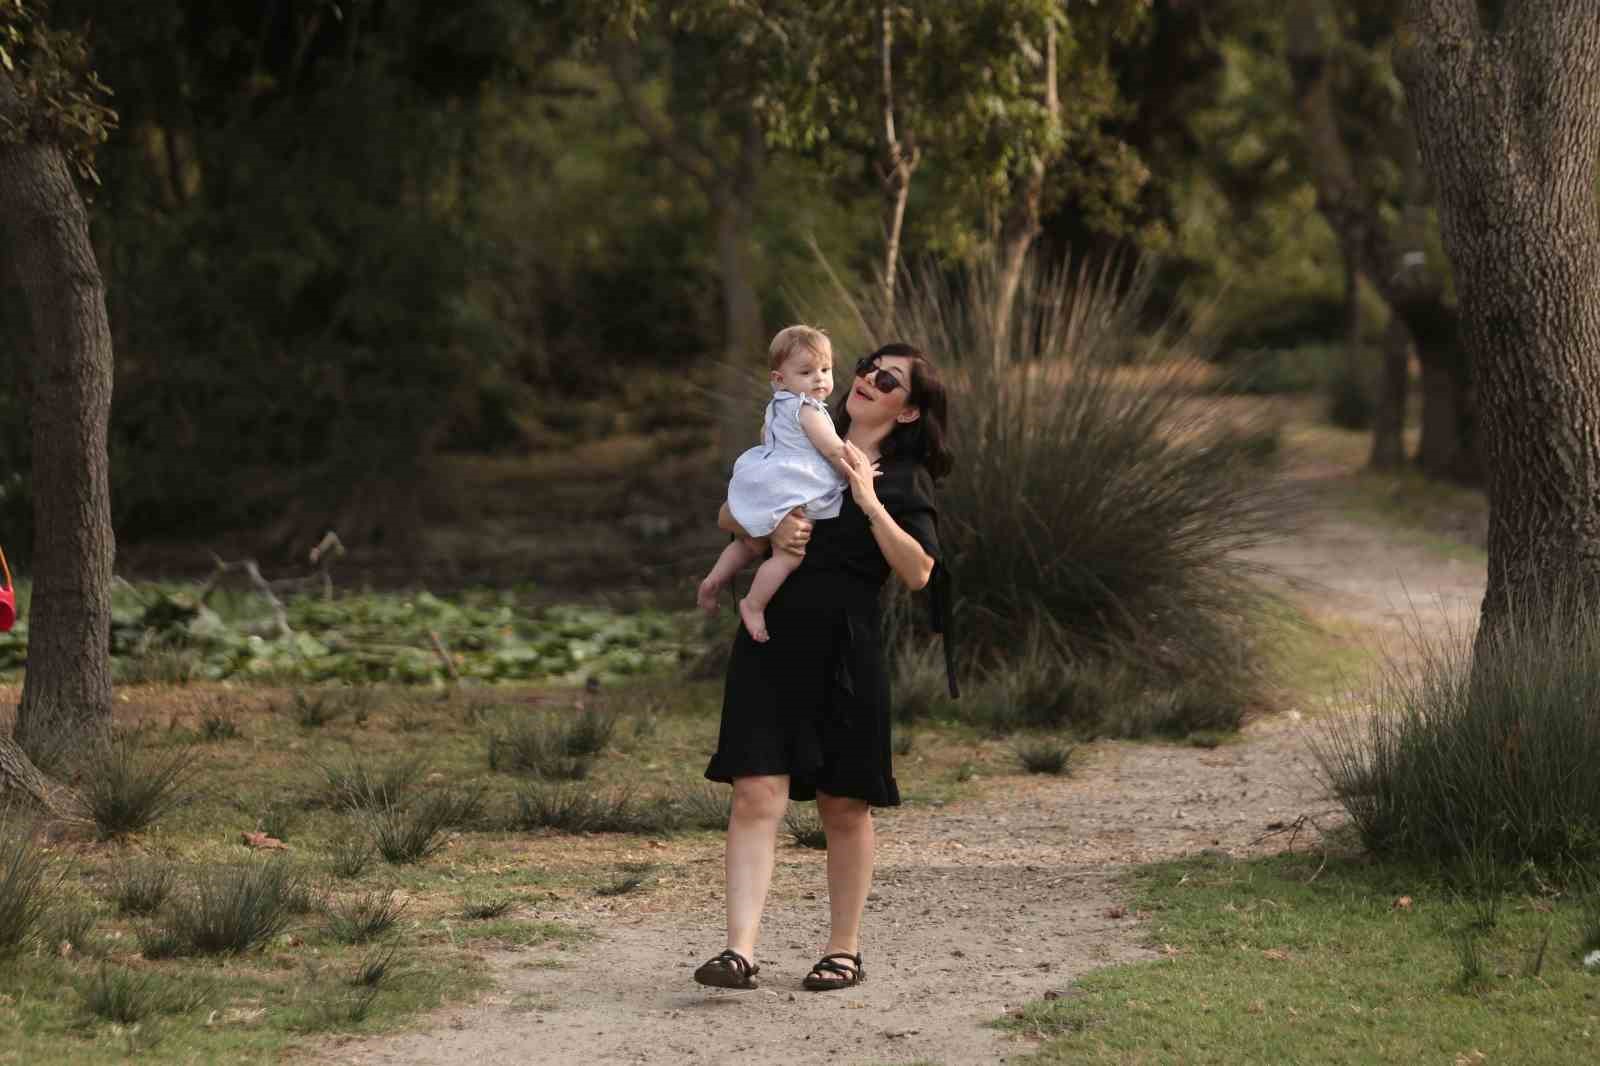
[{"xmin": 317, "ymin": 472, "xmax": 1486, "ymax": 1066}]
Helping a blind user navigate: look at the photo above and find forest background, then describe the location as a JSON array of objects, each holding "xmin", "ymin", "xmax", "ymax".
[{"xmin": 0, "ymin": 0, "xmax": 1438, "ymax": 586}]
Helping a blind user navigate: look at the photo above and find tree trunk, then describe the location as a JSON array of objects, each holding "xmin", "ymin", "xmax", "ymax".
[
  {"xmin": 1368, "ymin": 310, "xmax": 1409, "ymax": 471},
  {"xmin": 1414, "ymin": 347, "xmax": 1464, "ymax": 478},
  {"xmin": 877, "ymin": 2, "xmax": 917, "ymax": 327},
  {"xmin": 0, "ymin": 75, "xmax": 117, "ymax": 759},
  {"xmin": 1397, "ymin": 1, "xmax": 1600, "ymax": 639},
  {"xmin": 994, "ymin": 21, "xmax": 1058, "ymax": 366}
]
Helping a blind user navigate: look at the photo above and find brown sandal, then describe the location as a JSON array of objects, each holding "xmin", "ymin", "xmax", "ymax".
[
  {"xmin": 694, "ymin": 949, "xmax": 760, "ymax": 989},
  {"xmin": 802, "ymin": 951, "xmax": 864, "ymax": 991}
]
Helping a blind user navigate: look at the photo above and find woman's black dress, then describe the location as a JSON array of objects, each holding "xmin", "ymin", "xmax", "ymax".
[{"xmin": 705, "ymin": 458, "xmax": 940, "ymax": 807}]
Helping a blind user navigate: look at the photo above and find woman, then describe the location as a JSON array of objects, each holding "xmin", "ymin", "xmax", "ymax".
[{"xmin": 697, "ymin": 342, "xmax": 954, "ymax": 992}]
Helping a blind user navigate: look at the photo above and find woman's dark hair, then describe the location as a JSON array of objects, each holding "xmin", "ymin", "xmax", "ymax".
[{"xmin": 834, "ymin": 342, "xmax": 954, "ymax": 480}]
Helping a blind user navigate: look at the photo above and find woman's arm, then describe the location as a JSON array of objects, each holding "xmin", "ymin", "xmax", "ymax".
[
  {"xmin": 840, "ymin": 444, "xmax": 935, "ymax": 590},
  {"xmin": 719, "ymin": 502, "xmax": 813, "ymax": 556}
]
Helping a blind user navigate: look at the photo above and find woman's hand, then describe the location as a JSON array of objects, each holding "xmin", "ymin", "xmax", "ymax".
[
  {"xmin": 771, "ymin": 508, "xmax": 814, "ymax": 557},
  {"xmin": 840, "ymin": 441, "xmax": 884, "ymax": 516}
]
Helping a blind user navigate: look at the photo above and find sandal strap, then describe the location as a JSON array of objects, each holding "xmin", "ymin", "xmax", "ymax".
[
  {"xmin": 809, "ymin": 952, "xmax": 861, "ymax": 976},
  {"xmin": 707, "ymin": 949, "xmax": 754, "ymax": 977}
]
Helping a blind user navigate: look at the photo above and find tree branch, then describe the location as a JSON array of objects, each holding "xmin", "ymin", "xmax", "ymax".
[{"xmin": 603, "ymin": 44, "xmax": 720, "ymax": 192}]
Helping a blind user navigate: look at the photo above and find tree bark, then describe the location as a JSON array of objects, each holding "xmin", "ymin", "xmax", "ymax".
[
  {"xmin": 994, "ymin": 20, "xmax": 1058, "ymax": 366},
  {"xmin": 0, "ymin": 74, "xmax": 117, "ymax": 760},
  {"xmin": 1369, "ymin": 309, "xmax": 1410, "ymax": 471},
  {"xmin": 1397, "ymin": 0, "xmax": 1600, "ymax": 638}
]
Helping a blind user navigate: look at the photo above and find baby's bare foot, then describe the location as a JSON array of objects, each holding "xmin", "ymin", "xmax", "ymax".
[
  {"xmin": 738, "ymin": 598, "xmax": 769, "ymax": 643},
  {"xmin": 696, "ymin": 575, "xmax": 723, "ymax": 613}
]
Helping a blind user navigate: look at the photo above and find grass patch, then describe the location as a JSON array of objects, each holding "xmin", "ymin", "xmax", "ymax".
[
  {"xmin": 369, "ymin": 798, "xmax": 452, "ymax": 865},
  {"xmin": 485, "ymin": 709, "xmax": 617, "ymax": 779},
  {"xmin": 75, "ymin": 732, "xmax": 195, "ymax": 839},
  {"xmin": 460, "ymin": 897, "xmax": 514, "ymax": 920},
  {"xmin": 76, "ymin": 963, "xmax": 208, "ymax": 1024},
  {"xmin": 1003, "ymin": 851, "xmax": 1600, "ymax": 1064},
  {"xmin": 158, "ymin": 860, "xmax": 304, "ymax": 956},
  {"xmin": 327, "ymin": 835, "xmax": 375, "ymax": 879},
  {"xmin": 325, "ymin": 889, "xmax": 407, "ymax": 944},
  {"xmin": 1013, "ymin": 737, "xmax": 1074, "ymax": 775},
  {"xmin": 784, "ymin": 809, "xmax": 827, "ymax": 850},
  {"xmin": 0, "ymin": 822, "xmax": 55, "ymax": 956},
  {"xmin": 317, "ymin": 754, "xmax": 425, "ymax": 812}
]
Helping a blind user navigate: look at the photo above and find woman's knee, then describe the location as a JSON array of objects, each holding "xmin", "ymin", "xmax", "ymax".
[
  {"xmin": 731, "ymin": 776, "xmax": 788, "ymax": 822},
  {"xmin": 816, "ymin": 793, "xmax": 870, "ymax": 833}
]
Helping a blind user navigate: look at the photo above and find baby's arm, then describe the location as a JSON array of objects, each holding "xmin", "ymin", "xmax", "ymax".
[{"xmin": 798, "ymin": 402, "xmax": 851, "ymax": 479}]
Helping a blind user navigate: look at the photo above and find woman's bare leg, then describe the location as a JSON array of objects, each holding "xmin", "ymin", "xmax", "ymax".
[
  {"xmin": 738, "ymin": 550, "xmax": 802, "ymax": 642},
  {"xmin": 724, "ymin": 774, "xmax": 789, "ymax": 963},
  {"xmin": 815, "ymin": 791, "xmax": 873, "ymax": 974}
]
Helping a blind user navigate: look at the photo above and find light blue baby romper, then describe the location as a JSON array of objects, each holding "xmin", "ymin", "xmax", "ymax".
[{"xmin": 726, "ymin": 390, "xmax": 846, "ymax": 537}]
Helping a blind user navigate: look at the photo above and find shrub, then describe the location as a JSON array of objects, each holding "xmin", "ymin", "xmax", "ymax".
[
  {"xmin": 510, "ymin": 787, "xmax": 640, "ymax": 834},
  {"xmin": 325, "ymin": 889, "xmax": 406, "ymax": 944},
  {"xmin": 76, "ymin": 733, "xmax": 194, "ymax": 839},
  {"xmin": 486, "ymin": 714, "xmax": 604, "ymax": 780},
  {"xmin": 76, "ymin": 964, "xmax": 206, "ymax": 1024},
  {"xmin": 1013, "ymin": 737, "xmax": 1074, "ymax": 775},
  {"xmin": 460, "ymin": 898, "xmax": 513, "ymax": 920},
  {"xmin": 318, "ymin": 755, "xmax": 424, "ymax": 813},
  {"xmin": 784, "ymin": 810, "xmax": 827, "ymax": 850},
  {"xmin": 0, "ymin": 824, "xmax": 55, "ymax": 956},
  {"xmin": 1314, "ymin": 596, "xmax": 1600, "ymax": 873},
  {"xmin": 369, "ymin": 793, "xmax": 459, "ymax": 865},
  {"xmin": 829, "ymin": 252, "xmax": 1283, "ymax": 726},
  {"xmin": 200, "ymin": 715, "xmax": 239, "ymax": 741},
  {"xmin": 328, "ymin": 836, "xmax": 374, "ymax": 879},
  {"xmin": 671, "ymin": 785, "xmax": 732, "ymax": 831},
  {"xmin": 160, "ymin": 860, "xmax": 303, "ymax": 956}
]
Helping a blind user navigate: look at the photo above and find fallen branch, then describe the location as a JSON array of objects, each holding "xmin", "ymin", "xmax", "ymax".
[
  {"xmin": 428, "ymin": 630, "xmax": 459, "ymax": 682},
  {"xmin": 198, "ymin": 554, "xmax": 292, "ymax": 639}
]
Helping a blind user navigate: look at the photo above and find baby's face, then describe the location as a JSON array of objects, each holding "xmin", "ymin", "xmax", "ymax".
[{"xmin": 774, "ymin": 350, "xmax": 834, "ymax": 401}]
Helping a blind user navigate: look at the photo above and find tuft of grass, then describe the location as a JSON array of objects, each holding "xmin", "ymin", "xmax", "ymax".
[
  {"xmin": 325, "ymin": 889, "xmax": 406, "ymax": 945},
  {"xmin": 258, "ymin": 800, "xmax": 299, "ymax": 842},
  {"xmin": 0, "ymin": 824, "xmax": 56, "ymax": 957},
  {"xmin": 838, "ymin": 251, "xmax": 1284, "ymax": 729},
  {"xmin": 351, "ymin": 942, "xmax": 405, "ymax": 988},
  {"xmin": 200, "ymin": 714, "xmax": 240, "ymax": 741},
  {"xmin": 784, "ymin": 809, "xmax": 828, "ymax": 850},
  {"xmin": 138, "ymin": 923, "xmax": 186, "ymax": 960},
  {"xmin": 486, "ymin": 717, "xmax": 596, "ymax": 780},
  {"xmin": 1574, "ymin": 867, "xmax": 1600, "ymax": 954},
  {"xmin": 76, "ymin": 963, "xmax": 207, "ymax": 1024},
  {"xmin": 892, "ymin": 730, "xmax": 915, "ymax": 756},
  {"xmin": 460, "ymin": 897, "xmax": 513, "ymax": 920},
  {"xmin": 159, "ymin": 860, "xmax": 304, "ymax": 956},
  {"xmin": 1314, "ymin": 591, "xmax": 1600, "ymax": 872},
  {"xmin": 318, "ymin": 755, "xmax": 425, "ymax": 813},
  {"xmin": 595, "ymin": 875, "xmax": 646, "ymax": 897},
  {"xmin": 290, "ymin": 689, "xmax": 344, "ymax": 729},
  {"xmin": 328, "ymin": 835, "xmax": 374, "ymax": 879},
  {"xmin": 509, "ymin": 786, "xmax": 654, "ymax": 835},
  {"xmin": 1452, "ymin": 926, "xmax": 1490, "ymax": 993},
  {"xmin": 298, "ymin": 981, "xmax": 382, "ymax": 1030},
  {"xmin": 1013, "ymin": 737, "xmax": 1075, "ymax": 775},
  {"xmin": 672, "ymin": 784, "xmax": 731, "ymax": 831},
  {"xmin": 369, "ymin": 796, "xmax": 453, "ymax": 865},
  {"xmin": 76, "ymin": 733, "xmax": 195, "ymax": 839},
  {"xmin": 47, "ymin": 903, "xmax": 100, "ymax": 955}
]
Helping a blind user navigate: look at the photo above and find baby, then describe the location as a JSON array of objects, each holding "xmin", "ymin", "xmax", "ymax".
[{"xmin": 698, "ymin": 325, "xmax": 849, "ymax": 642}]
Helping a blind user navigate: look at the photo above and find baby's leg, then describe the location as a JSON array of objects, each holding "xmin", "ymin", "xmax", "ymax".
[
  {"xmin": 739, "ymin": 550, "xmax": 802, "ymax": 643},
  {"xmin": 699, "ymin": 536, "xmax": 764, "ymax": 612}
]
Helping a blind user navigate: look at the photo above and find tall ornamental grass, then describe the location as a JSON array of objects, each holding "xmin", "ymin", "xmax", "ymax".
[
  {"xmin": 1315, "ymin": 595, "xmax": 1600, "ymax": 873},
  {"xmin": 816, "ymin": 251, "xmax": 1288, "ymax": 734}
]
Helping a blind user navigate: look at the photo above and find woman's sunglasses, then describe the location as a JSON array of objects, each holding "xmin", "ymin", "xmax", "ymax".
[{"xmin": 854, "ymin": 357, "xmax": 905, "ymax": 395}]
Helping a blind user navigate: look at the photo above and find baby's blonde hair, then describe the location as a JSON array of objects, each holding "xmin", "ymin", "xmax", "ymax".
[{"xmin": 768, "ymin": 324, "xmax": 832, "ymax": 371}]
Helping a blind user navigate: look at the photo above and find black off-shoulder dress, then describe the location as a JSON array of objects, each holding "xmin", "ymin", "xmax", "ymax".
[{"xmin": 705, "ymin": 458, "xmax": 943, "ymax": 807}]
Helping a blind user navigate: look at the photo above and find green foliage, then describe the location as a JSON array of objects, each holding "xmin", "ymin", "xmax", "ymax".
[
  {"xmin": 841, "ymin": 251, "xmax": 1284, "ymax": 728},
  {"xmin": 784, "ymin": 809, "xmax": 827, "ymax": 850},
  {"xmin": 76, "ymin": 733, "xmax": 194, "ymax": 840},
  {"xmin": 76, "ymin": 964, "xmax": 206, "ymax": 1025},
  {"xmin": 109, "ymin": 860, "xmax": 175, "ymax": 917},
  {"xmin": 0, "ymin": 584, "xmax": 697, "ymax": 684},
  {"xmin": 158, "ymin": 860, "xmax": 304, "ymax": 957},
  {"xmin": 0, "ymin": 0, "xmax": 118, "ymax": 182},
  {"xmin": 325, "ymin": 890, "xmax": 406, "ymax": 945},
  {"xmin": 0, "ymin": 821, "xmax": 53, "ymax": 957},
  {"xmin": 1013, "ymin": 737, "xmax": 1075, "ymax": 775},
  {"xmin": 1315, "ymin": 595, "xmax": 1600, "ymax": 872}
]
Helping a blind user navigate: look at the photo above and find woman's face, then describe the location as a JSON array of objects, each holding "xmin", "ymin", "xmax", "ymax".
[{"xmin": 846, "ymin": 354, "xmax": 918, "ymax": 428}]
